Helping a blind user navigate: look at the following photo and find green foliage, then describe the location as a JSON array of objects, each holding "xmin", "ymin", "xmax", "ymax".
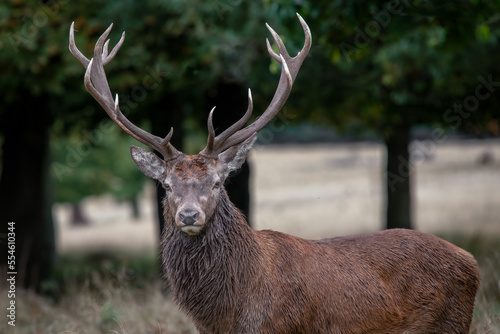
[
  {"xmin": 0, "ymin": 0, "xmax": 278, "ymax": 129},
  {"xmin": 3, "ymin": 0, "xmax": 500, "ymax": 144},
  {"xmin": 51, "ymin": 125, "xmax": 146, "ymax": 203},
  {"xmin": 277, "ymin": 0, "xmax": 500, "ymax": 135}
]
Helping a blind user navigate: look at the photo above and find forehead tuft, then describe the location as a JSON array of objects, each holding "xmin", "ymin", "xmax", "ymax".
[{"xmin": 173, "ymin": 155, "xmax": 212, "ymax": 179}]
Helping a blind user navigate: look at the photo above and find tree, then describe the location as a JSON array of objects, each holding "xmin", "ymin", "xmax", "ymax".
[
  {"xmin": 0, "ymin": 1, "xmax": 69, "ymax": 289},
  {"xmin": 275, "ymin": 0, "xmax": 500, "ymax": 229}
]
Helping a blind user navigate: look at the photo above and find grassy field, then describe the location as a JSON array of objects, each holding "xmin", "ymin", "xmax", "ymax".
[{"xmin": 2, "ymin": 139, "xmax": 499, "ymax": 333}]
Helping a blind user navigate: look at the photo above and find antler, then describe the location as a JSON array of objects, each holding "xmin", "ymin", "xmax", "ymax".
[
  {"xmin": 69, "ymin": 22, "xmax": 180, "ymax": 160},
  {"xmin": 201, "ymin": 13, "xmax": 311, "ymax": 157}
]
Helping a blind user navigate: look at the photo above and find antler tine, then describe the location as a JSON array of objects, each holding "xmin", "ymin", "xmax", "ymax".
[
  {"xmin": 104, "ymin": 31, "xmax": 125, "ymax": 65},
  {"xmin": 88, "ymin": 23, "xmax": 115, "ymax": 102},
  {"xmin": 103, "ymin": 39, "xmax": 110, "ymax": 58},
  {"xmin": 70, "ymin": 23, "xmax": 180, "ymax": 160},
  {"xmin": 69, "ymin": 21, "xmax": 90, "ymax": 67},
  {"xmin": 266, "ymin": 38, "xmax": 281, "ymax": 63},
  {"xmin": 202, "ymin": 89, "xmax": 254, "ymax": 156},
  {"xmin": 205, "ymin": 107, "xmax": 217, "ymax": 153},
  {"xmin": 265, "ymin": 23, "xmax": 288, "ymax": 62},
  {"xmin": 215, "ymin": 89, "xmax": 254, "ymax": 146},
  {"xmin": 202, "ymin": 13, "xmax": 311, "ymax": 155}
]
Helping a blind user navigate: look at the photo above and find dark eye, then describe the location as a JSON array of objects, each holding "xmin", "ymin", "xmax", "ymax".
[
  {"xmin": 213, "ymin": 181, "xmax": 221, "ymax": 189},
  {"xmin": 164, "ymin": 183, "xmax": 172, "ymax": 191}
]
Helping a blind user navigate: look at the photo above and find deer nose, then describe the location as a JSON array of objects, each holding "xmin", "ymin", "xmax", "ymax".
[{"xmin": 179, "ymin": 210, "xmax": 200, "ymax": 225}]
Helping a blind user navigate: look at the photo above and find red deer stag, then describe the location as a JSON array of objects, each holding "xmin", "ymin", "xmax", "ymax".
[{"xmin": 69, "ymin": 14, "xmax": 480, "ymax": 334}]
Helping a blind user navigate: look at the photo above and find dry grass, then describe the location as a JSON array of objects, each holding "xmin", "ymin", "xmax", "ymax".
[
  {"xmin": 3, "ymin": 285, "xmax": 197, "ymax": 334},
  {"xmin": 1, "ymin": 253, "xmax": 197, "ymax": 334},
  {"xmin": 3, "ymin": 139, "xmax": 499, "ymax": 333}
]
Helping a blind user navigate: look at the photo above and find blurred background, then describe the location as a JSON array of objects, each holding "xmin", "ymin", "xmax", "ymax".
[{"xmin": 1, "ymin": 0, "xmax": 499, "ymax": 333}]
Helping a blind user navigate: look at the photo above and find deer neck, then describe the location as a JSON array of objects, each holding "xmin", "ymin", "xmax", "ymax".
[{"xmin": 160, "ymin": 192, "xmax": 260, "ymax": 324}]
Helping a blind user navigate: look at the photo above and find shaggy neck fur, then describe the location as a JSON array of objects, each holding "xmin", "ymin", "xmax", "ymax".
[{"xmin": 160, "ymin": 190, "xmax": 260, "ymax": 332}]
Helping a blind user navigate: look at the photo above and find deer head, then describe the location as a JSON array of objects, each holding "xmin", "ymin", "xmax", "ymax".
[
  {"xmin": 69, "ymin": 14, "xmax": 311, "ymax": 235},
  {"xmin": 128, "ymin": 136, "xmax": 257, "ymax": 235}
]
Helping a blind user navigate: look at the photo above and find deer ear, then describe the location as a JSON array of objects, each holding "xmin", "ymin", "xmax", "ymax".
[
  {"xmin": 130, "ymin": 145, "xmax": 166, "ymax": 180},
  {"xmin": 218, "ymin": 133, "xmax": 257, "ymax": 177}
]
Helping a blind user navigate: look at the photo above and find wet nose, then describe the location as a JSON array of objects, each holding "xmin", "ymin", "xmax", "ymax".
[{"xmin": 179, "ymin": 210, "xmax": 200, "ymax": 225}]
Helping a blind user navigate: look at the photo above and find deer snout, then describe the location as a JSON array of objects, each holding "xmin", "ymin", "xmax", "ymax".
[
  {"xmin": 179, "ymin": 210, "xmax": 199, "ymax": 225},
  {"xmin": 176, "ymin": 208, "xmax": 205, "ymax": 235}
]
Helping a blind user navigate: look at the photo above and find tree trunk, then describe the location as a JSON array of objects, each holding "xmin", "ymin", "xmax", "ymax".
[
  {"xmin": 130, "ymin": 197, "xmax": 141, "ymax": 220},
  {"xmin": 224, "ymin": 161, "xmax": 251, "ymax": 223},
  {"xmin": 70, "ymin": 202, "xmax": 88, "ymax": 226},
  {"xmin": 384, "ymin": 124, "xmax": 413, "ymax": 230},
  {"xmin": 0, "ymin": 96, "xmax": 55, "ymax": 290}
]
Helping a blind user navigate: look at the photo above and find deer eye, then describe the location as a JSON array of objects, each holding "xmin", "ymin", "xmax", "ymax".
[
  {"xmin": 163, "ymin": 183, "xmax": 172, "ymax": 191},
  {"xmin": 213, "ymin": 181, "xmax": 221, "ymax": 189}
]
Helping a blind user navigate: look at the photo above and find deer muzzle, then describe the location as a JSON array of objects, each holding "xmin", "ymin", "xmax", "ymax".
[{"xmin": 176, "ymin": 207, "xmax": 206, "ymax": 235}]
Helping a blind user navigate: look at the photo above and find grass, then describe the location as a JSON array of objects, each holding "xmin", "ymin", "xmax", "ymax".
[
  {"xmin": 1, "ymin": 251, "xmax": 197, "ymax": 334},
  {"xmin": 1, "ymin": 234, "xmax": 499, "ymax": 334}
]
